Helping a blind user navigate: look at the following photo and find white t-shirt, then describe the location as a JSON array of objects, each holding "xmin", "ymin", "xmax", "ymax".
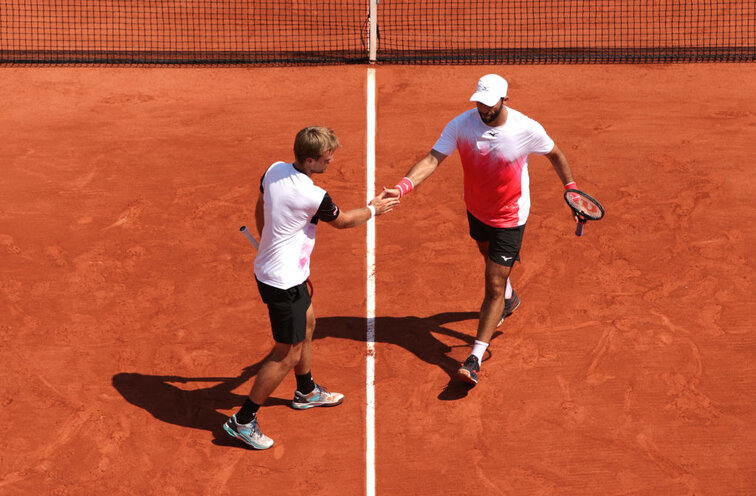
[
  {"xmin": 254, "ymin": 161, "xmax": 329, "ymax": 290},
  {"xmin": 433, "ymin": 108, "xmax": 554, "ymax": 227}
]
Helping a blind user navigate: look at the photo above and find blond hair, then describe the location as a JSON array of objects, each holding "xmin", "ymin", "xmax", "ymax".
[{"xmin": 293, "ymin": 126, "xmax": 340, "ymax": 164}]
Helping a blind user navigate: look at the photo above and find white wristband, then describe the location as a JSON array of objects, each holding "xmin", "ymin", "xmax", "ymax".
[{"xmin": 367, "ymin": 205, "xmax": 376, "ymax": 218}]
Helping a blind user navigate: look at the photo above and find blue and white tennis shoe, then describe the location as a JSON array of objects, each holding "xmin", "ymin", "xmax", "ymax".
[
  {"xmin": 292, "ymin": 383, "xmax": 344, "ymax": 409},
  {"xmin": 223, "ymin": 414, "xmax": 274, "ymax": 450}
]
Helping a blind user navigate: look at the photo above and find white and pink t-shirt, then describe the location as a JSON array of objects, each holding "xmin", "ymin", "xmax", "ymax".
[
  {"xmin": 254, "ymin": 161, "xmax": 327, "ymax": 290},
  {"xmin": 433, "ymin": 108, "xmax": 555, "ymax": 227}
]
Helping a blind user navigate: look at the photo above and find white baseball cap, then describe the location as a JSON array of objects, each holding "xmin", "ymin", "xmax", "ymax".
[{"xmin": 469, "ymin": 74, "xmax": 508, "ymax": 107}]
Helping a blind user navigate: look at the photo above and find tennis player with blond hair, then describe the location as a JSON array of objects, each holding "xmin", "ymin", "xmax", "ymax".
[
  {"xmin": 385, "ymin": 74, "xmax": 580, "ymax": 386},
  {"xmin": 223, "ymin": 126, "xmax": 399, "ymax": 449}
]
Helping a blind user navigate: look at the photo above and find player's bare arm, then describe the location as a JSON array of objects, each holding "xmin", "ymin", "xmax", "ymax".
[
  {"xmin": 254, "ymin": 193, "xmax": 265, "ymax": 235},
  {"xmin": 384, "ymin": 149, "xmax": 448, "ymax": 198},
  {"xmin": 326, "ymin": 194, "xmax": 400, "ymax": 229},
  {"xmin": 545, "ymin": 144, "xmax": 575, "ymax": 185},
  {"xmin": 545, "ymin": 144, "xmax": 581, "ymax": 222}
]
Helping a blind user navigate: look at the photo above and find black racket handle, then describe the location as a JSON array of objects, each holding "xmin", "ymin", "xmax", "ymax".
[{"xmin": 575, "ymin": 220, "xmax": 585, "ymax": 236}]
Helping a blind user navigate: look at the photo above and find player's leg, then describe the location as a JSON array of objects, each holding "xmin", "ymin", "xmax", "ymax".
[
  {"xmin": 476, "ymin": 239, "xmax": 518, "ymax": 324},
  {"xmin": 222, "ymin": 340, "xmax": 300, "ymax": 449},
  {"xmin": 223, "ymin": 279, "xmax": 308, "ymax": 449},
  {"xmin": 477, "ymin": 223, "xmax": 525, "ymax": 339},
  {"xmin": 248, "ymin": 281, "xmax": 309, "ymax": 404},
  {"xmin": 475, "ymin": 239, "xmax": 488, "ymax": 257},
  {"xmin": 458, "ymin": 258, "xmax": 511, "ymax": 383},
  {"xmin": 291, "ymin": 302, "xmax": 344, "ymax": 409},
  {"xmin": 458, "ymin": 214, "xmax": 524, "ymax": 385},
  {"xmin": 293, "ymin": 301, "xmax": 316, "ymax": 377},
  {"xmin": 477, "ymin": 260, "xmax": 512, "ymax": 343},
  {"xmin": 470, "ymin": 213, "xmax": 519, "ymax": 319},
  {"xmin": 249, "ymin": 341, "xmax": 303, "ymax": 404}
]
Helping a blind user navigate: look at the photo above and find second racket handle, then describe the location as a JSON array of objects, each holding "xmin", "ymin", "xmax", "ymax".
[{"xmin": 575, "ymin": 220, "xmax": 585, "ymax": 237}]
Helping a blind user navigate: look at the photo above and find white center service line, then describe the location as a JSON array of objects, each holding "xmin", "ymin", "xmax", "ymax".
[{"xmin": 365, "ymin": 66, "xmax": 377, "ymax": 496}]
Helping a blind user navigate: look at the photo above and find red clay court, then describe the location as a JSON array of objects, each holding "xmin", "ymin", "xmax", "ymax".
[{"xmin": 1, "ymin": 2, "xmax": 755, "ymax": 495}]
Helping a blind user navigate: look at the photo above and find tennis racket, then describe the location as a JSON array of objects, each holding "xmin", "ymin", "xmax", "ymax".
[{"xmin": 563, "ymin": 189, "xmax": 605, "ymax": 236}]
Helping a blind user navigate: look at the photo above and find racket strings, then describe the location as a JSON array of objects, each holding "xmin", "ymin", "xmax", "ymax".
[{"xmin": 567, "ymin": 196, "xmax": 603, "ymax": 220}]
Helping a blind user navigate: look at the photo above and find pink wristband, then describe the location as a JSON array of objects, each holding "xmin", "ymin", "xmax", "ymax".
[
  {"xmin": 395, "ymin": 177, "xmax": 414, "ymax": 197},
  {"xmin": 564, "ymin": 181, "xmax": 577, "ymax": 190}
]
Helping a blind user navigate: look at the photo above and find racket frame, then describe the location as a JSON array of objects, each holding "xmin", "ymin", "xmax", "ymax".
[{"xmin": 563, "ymin": 188, "xmax": 604, "ymax": 236}]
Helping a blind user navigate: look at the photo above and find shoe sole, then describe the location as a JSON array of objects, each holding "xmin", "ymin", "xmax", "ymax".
[
  {"xmin": 456, "ymin": 368, "xmax": 478, "ymax": 385},
  {"xmin": 223, "ymin": 423, "xmax": 274, "ymax": 450},
  {"xmin": 291, "ymin": 397, "xmax": 344, "ymax": 410}
]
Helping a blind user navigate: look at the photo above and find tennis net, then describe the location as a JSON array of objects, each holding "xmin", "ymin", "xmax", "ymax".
[{"xmin": 1, "ymin": 1, "xmax": 754, "ymax": 65}]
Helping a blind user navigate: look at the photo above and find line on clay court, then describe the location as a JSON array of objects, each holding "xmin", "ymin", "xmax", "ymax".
[{"xmin": 365, "ymin": 66, "xmax": 377, "ymax": 496}]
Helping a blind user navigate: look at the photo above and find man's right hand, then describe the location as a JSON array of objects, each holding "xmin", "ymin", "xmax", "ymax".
[{"xmin": 369, "ymin": 194, "xmax": 400, "ymax": 215}]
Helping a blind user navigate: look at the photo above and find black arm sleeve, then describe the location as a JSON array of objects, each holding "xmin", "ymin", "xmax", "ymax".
[{"xmin": 315, "ymin": 192, "xmax": 340, "ymax": 222}]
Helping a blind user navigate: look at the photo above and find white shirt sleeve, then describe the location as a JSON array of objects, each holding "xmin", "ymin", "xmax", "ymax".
[
  {"xmin": 432, "ymin": 116, "xmax": 460, "ymax": 156},
  {"xmin": 526, "ymin": 120, "xmax": 555, "ymax": 155}
]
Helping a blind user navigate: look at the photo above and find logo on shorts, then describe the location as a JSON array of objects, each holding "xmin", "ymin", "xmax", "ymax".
[{"xmin": 501, "ymin": 255, "xmax": 512, "ymax": 261}]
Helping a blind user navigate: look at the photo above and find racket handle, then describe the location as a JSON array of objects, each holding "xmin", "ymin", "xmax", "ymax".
[
  {"xmin": 575, "ymin": 220, "xmax": 585, "ymax": 237},
  {"xmin": 240, "ymin": 226, "xmax": 260, "ymax": 249}
]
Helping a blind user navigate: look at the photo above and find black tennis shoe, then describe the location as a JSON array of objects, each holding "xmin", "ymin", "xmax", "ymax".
[
  {"xmin": 456, "ymin": 355, "xmax": 480, "ymax": 385},
  {"xmin": 498, "ymin": 291, "xmax": 520, "ymax": 327}
]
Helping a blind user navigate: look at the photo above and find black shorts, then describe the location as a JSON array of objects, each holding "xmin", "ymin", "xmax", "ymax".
[
  {"xmin": 467, "ymin": 211, "xmax": 525, "ymax": 267},
  {"xmin": 255, "ymin": 278, "xmax": 312, "ymax": 345}
]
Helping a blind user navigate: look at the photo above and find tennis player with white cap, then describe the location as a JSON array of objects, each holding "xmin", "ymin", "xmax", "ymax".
[{"xmin": 385, "ymin": 74, "xmax": 581, "ymax": 386}]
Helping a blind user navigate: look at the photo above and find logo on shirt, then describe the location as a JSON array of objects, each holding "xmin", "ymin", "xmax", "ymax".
[{"xmin": 485, "ymin": 129, "xmax": 499, "ymax": 137}]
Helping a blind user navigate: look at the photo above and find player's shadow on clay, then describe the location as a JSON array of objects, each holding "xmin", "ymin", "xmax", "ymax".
[
  {"xmin": 320, "ymin": 312, "xmax": 501, "ymax": 401},
  {"xmin": 112, "ymin": 360, "xmax": 286, "ymax": 448},
  {"xmin": 112, "ymin": 311, "xmax": 496, "ymax": 445}
]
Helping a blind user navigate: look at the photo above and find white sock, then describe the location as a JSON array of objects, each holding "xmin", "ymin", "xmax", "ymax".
[
  {"xmin": 505, "ymin": 277, "xmax": 513, "ymax": 299},
  {"xmin": 471, "ymin": 340, "xmax": 489, "ymax": 363}
]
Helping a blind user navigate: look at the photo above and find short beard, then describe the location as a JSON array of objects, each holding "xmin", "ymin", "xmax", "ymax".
[{"xmin": 479, "ymin": 102, "xmax": 503, "ymax": 124}]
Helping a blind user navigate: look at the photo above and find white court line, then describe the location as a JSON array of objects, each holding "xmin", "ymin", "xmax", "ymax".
[{"xmin": 365, "ymin": 67, "xmax": 377, "ymax": 496}]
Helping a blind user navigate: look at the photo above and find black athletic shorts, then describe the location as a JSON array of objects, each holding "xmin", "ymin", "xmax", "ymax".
[
  {"xmin": 467, "ymin": 211, "xmax": 525, "ymax": 267},
  {"xmin": 255, "ymin": 277, "xmax": 312, "ymax": 344}
]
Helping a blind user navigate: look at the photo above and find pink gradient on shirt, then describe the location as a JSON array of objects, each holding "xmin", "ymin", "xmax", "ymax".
[{"xmin": 458, "ymin": 138, "xmax": 527, "ymax": 227}]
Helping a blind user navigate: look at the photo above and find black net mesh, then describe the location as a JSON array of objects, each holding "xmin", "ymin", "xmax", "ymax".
[{"xmin": 1, "ymin": 1, "xmax": 754, "ymax": 65}]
